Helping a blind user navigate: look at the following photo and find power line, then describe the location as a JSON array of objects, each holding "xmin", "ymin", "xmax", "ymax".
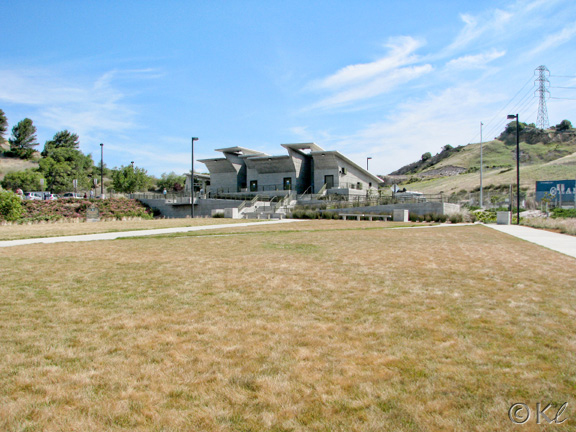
[
  {"xmin": 550, "ymin": 97, "xmax": 576, "ymax": 100},
  {"xmin": 550, "ymin": 86, "xmax": 576, "ymax": 90}
]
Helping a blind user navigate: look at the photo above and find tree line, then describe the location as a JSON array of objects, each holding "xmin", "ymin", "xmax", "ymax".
[{"xmin": 0, "ymin": 109, "xmax": 186, "ymax": 194}]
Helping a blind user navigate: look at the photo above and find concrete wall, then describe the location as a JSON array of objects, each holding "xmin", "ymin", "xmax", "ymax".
[
  {"xmin": 287, "ymin": 149, "xmax": 311, "ymax": 194},
  {"xmin": 201, "ymin": 159, "xmax": 238, "ymax": 193},
  {"xmin": 336, "ymin": 155, "xmax": 378, "ymax": 191},
  {"xmin": 311, "ymin": 153, "xmax": 339, "ymax": 192},
  {"xmin": 137, "ymin": 197, "xmax": 244, "ymax": 218},
  {"xmin": 245, "ymin": 156, "xmax": 296, "ymax": 192},
  {"xmin": 326, "ymin": 202, "xmax": 460, "ymax": 216}
]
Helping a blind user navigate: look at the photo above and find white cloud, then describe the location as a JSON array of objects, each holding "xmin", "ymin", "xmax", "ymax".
[
  {"xmin": 332, "ymin": 84, "xmax": 505, "ymax": 175},
  {"xmin": 528, "ymin": 22, "xmax": 576, "ymax": 55},
  {"xmin": 307, "ymin": 36, "xmax": 432, "ymax": 110},
  {"xmin": 448, "ymin": 9, "xmax": 512, "ymax": 52},
  {"xmin": 0, "ymin": 67, "xmax": 160, "ymax": 138},
  {"xmin": 315, "ymin": 36, "xmax": 425, "ymax": 90},
  {"xmin": 446, "ymin": 49, "xmax": 506, "ymax": 70},
  {"xmin": 312, "ymin": 65, "xmax": 433, "ymax": 109}
]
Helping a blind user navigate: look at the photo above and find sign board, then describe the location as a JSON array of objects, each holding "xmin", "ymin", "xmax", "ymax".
[
  {"xmin": 536, "ymin": 180, "xmax": 575, "ymax": 204},
  {"xmin": 86, "ymin": 205, "xmax": 100, "ymax": 222}
]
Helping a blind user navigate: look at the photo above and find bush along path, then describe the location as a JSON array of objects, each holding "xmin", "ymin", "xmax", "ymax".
[{"xmin": 7, "ymin": 198, "xmax": 156, "ymax": 223}]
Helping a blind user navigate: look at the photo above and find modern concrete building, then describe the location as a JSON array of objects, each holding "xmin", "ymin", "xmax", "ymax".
[{"xmin": 199, "ymin": 143, "xmax": 382, "ymax": 197}]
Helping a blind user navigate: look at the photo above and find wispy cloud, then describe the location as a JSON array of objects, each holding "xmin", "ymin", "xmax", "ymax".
[
  {"xmin": 528, "ymin": 21, "xmax": 576, "ymax": 55},
  {"xmin": 339, "ymin": 84, "xmax": 503, "ymax": 174},
  {"xmin": 0, "ymin": 67, "xmax": 160, "ymax": 138},
  {"xmin": 446, "ymin": 49, "xmax": 506, "ymax": 70},
  {"xmin": 315, "ymin": 36, "xmax": 424, "ymax": 89},
  {"xmin": 307, "ymin": 36, "xmax": 432, "ymax": 110},
  {"xmin": 448, "ymin": 9, "xmax": 512, "ymax": 52}
]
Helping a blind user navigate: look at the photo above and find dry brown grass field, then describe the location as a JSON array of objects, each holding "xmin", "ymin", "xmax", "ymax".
[
  {"xmin": 0, "ymin": 218, "xmax": 253, "ymax": 241},
  {"xmin": 1, "ymin": 221, "xmax": 575, "ymax": 431}
]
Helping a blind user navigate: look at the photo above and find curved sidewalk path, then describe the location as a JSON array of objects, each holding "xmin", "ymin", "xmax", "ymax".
[
  {"xmin": 485, "ymin": 224, "xmax": 576, "ymax": 259},
  {"xmin": 0, "ymin": 219, "xmax": 301, "ymax": 248}
]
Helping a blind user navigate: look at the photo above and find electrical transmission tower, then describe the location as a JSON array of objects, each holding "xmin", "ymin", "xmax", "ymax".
[{"xmin": 535, "ymin": 65, "xmax": 550, "ymax": 129}]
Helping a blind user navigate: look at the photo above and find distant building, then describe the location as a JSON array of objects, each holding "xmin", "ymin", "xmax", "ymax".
[{"xmin": 198, "ymin": 143, "xmax": 382, "ymax": 197}]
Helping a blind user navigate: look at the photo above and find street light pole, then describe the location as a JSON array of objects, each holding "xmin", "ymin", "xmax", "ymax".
[
  {"xmin": 367, "ymin": 157, "xmax": 372, "ymax": 171},
  {"xmin": 191, "ymin": 137, "xmax": 199, "ymax": 218},
  {"xmin": 507, "ymin": 114, "xmax": 521, "ymax": 225},
  {"xmin": 480, "ymin": 122, "xmax": 483, "ymax": 208},
  {"xmin": 100, "ymin": 143, "xmax": 104, "ymax": 198}
]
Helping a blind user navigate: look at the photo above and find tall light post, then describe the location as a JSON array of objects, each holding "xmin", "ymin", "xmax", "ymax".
[
  {"xmin": 367, "ymin": 157, "xmax": 372, "ymax": 171},
  {"xmin": 191, "ymin": 137, "xmax": 199, "ymax": 218},
  {"xmin": 100, "ymin": 143, "xmax": 104, "ymax": 198},
  {"xmin": 480, "ymin": 122, "xmax": 483, "ymax": 208},
  {"xmin": 507, "ymin": 114, "xmax": 521, "ymax": 225}
]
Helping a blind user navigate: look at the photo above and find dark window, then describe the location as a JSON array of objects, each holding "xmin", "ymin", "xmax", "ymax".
[
  {"xmin": 250, "ymin": 180, "xmax": 258, "ymax": 192},
  {"xmin": 283, "ymin": 177, "xmax": 292, "ymax": 190}
]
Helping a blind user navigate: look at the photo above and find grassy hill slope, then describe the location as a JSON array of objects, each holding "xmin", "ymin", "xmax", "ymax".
[
  {"xmin": 0, "ymin": 157, "xmax": 39, "ymax": 181},
  {"xmin": 390, "ymin": 131, "xmax": 576, "ymax": 197}
]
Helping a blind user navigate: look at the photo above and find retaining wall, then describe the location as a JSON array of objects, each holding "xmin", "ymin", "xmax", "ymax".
[
  {"xmin": 326, "ymin": 202, "xmax": 460, "ymax": 216},
  {"xmin": 137, "ymin": 198, "xmax": 243, "ymax": 218}
]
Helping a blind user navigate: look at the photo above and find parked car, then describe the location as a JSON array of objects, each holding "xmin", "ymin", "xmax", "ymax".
[
  {"xmin": 43, "ymin": 193, "xmax": 58, "ymax": 200},
  {"xmin": 61, "ymin": 192, "xmax": 83, "ymax": 199},
  {"xmin": 24, "ymin": 192, "xmax": 44, "ymax": 200}
]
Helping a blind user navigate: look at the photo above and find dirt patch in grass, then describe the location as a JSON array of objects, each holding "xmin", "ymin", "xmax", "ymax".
[{"xmin": 0, "ymin": 224, "xmax": 574, "ymax": 431}]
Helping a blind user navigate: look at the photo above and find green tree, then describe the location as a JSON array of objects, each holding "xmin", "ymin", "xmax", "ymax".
[
  {"xmin": 41, "ymin": 130, "xmax": 80, "ymax": 156},
  {"xmin": 8, "ymin": 118, "xmax": 38, "ymax": 159},
  {"xmin": 421, "ymin": 152, "xmax": 432, "ymax": 161},
  {"xmin": 0, "ymin": 190, "xmax": 24, "ymax": 221},
  {"xmin": 0, "ymin": 109, "xmax": 7, "ymax": 143},
  {"xmin": 555, "ymin": 119, "xmax": 572, "ymax": 131},
  {"xmin": 38, "ymin": 131, "xmax": 94, "ymax": 193},
  {"xmin": 503, "ymin": 120, "xmax": 527, "ymax": 135},
  {"xmin": 1, "ymin": 169, "xmax": 43, "ymax": 192},
  {"xmin": 112, "ymin": 165, "xmax": 151, "ymax": 193},
  {"xmin": 156, "ymin": 172, "xmax": 186, "ymax": 192}
]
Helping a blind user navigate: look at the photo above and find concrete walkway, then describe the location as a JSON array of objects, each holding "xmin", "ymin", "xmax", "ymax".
[
  {"xmin": 485, "ymin": 224, "xmax": 576, "ymax": 259},
  {"xmin": 0, "ymin": 219, "xmax": 301, "ymax": 248}
]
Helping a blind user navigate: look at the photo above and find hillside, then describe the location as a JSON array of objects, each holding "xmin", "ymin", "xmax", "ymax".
[
  {"xmin": 386, "ymin": 129, "xmax": 576, "ymax": 197},
  {"xmin": 0, "ymin": 155, "xmax": 39, "ymax": 181}
]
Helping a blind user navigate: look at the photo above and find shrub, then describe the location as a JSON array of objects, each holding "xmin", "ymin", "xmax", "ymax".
[
  {"xmin": 449, "ymin": 214, "xmax": 463, "ymax": 224},
  {"xmin": 0, "ymin": 190, "xmax": 24, "ymax": 221},
  {"xmin": 551, "ymin": 208, "xmax": 576, "ymax": 219}
]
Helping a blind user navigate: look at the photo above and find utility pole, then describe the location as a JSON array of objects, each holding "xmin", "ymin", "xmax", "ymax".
[
  {"xmin": 100, "ymin": 143, "xmax": 104, "ymax": 198},
  {"xmin": 507, "ymin": 114, "xmax": 521, "ymax": 225},
  {"xmin": 480, "ymin": 122, "xmax": 483, "ymax": 208},
  {"xmin": 191, "ymin": 137, "xmax": 199, "ymax": 218}
]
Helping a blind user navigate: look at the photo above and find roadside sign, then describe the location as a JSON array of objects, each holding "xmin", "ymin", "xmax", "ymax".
[
  {"xmin": 86, "ymin": 205, "xmax": 100, "ymax": 222},
  {"xmin": 536, "ymin": 180, "xmax": 575, "ymax": 204}
]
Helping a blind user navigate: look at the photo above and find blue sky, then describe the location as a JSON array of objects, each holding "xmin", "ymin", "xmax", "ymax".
[{"xmin": 1, "ymin": 0, "xmax": 575, "ymax": 176}]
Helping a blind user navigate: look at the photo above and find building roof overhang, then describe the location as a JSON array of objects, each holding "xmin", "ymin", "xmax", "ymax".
[{"xmin": 310, "ymin": 151, "xmax": 383, "ymax": 184}]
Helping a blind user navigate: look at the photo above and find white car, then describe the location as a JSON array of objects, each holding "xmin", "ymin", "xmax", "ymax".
[{"xmin": 24, "ymin": 192, "xmax": 43, "ymax": 200}]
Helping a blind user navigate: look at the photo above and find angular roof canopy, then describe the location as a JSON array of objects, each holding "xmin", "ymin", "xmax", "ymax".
[
  {"xmin": 215, "ymin": 146, "xmax": 266, "ymax": 156},
  {"xmin": 281, "ymin": 143, "xmax": 324, "ymax": 153}
]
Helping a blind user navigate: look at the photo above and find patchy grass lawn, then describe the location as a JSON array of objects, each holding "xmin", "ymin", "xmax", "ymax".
[
  {"xmin": 0, "ymin": 217, "xmax": 255, "ymax": 241},
  {"xmin": 0, "ymin": 223, "xmax": 575, "ymax": 431}
]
